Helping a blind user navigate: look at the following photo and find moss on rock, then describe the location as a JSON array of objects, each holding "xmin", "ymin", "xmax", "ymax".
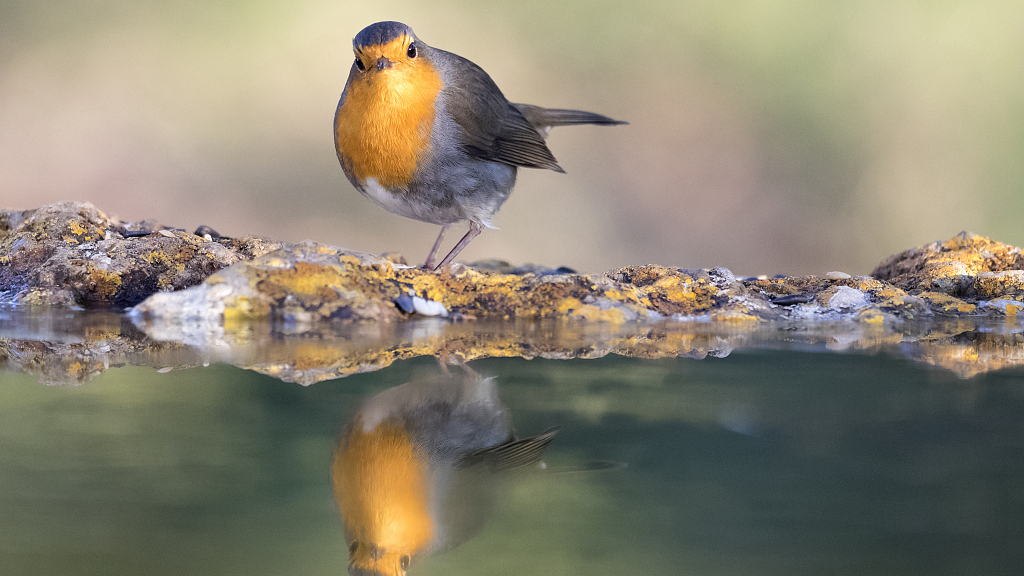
[
  {"xmin": 1, "ymin": 202, "xmax": 281, "ymax": 307},
  {"xmin": 6, "ymin": 204, "xmax": 1024, "ymax": 323}
]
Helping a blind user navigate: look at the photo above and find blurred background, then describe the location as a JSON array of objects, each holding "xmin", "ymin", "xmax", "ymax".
[{"xmin": 2, "ymin": 0, "xmax": 1023, "ymax": 276}]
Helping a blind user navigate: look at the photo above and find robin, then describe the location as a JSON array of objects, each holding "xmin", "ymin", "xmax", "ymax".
[
  {"xmin": 331, "ymin": 372, "xmax": 557, "ymax": 576},
  {"xmin": 334, "ymin": 21, "xmax": 625, "ymax": 270}
]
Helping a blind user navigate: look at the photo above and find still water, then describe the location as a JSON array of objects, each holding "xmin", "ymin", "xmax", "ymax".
[{"xmin": 2, "ymin": 348, "xmax": 1024, "ymax": 575}]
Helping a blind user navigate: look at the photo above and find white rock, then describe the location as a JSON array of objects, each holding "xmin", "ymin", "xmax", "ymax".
[{"xmin": 827, "ymin": 286, "xmax": 870, "ymax": 309}]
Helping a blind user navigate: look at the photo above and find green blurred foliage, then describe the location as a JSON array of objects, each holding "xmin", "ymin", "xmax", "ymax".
[{"xmin": 2, "ymin": 0, "xmax": 1023, "ymax": 274}]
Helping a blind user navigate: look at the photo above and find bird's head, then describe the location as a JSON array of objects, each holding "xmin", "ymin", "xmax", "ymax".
[
  {"xmin": 351, "ymin": 21, "xmax": 427, "ymax": 77},
  {"xmin": 347, "ymin": 540, "xmax": 412, "ymax": 576}
]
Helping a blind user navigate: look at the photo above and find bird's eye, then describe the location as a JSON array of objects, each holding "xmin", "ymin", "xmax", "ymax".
[
  {"xmin": 399, "ymin": 555, "xmax": 411, "ymax": 570},
  {"xmin": 348, "ymin": 541, "xmax": 359, "ymax": 555},
  {"xmin": 354, "ymin": 57, "xmax": 365, "ymax": 71},
  {"xmin": 407, "ymin": 43, "xmax": 417, "ymax": 58}
]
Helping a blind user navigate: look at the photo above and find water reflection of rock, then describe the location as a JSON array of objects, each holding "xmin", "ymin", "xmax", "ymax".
[
  {"xmin": 332, "ymin": 372, "xmax": 556, "ymax": 576},
  {"xmin": 0, "ymin": 310, "xmax": 198, "ymax": 385},
  {"xmin": 907, "ymin": 329, "xmax": 1024, "ymax": 379},
  {"xmin": 4, "ymin": 309, "xmax": 1024, "ymax": 384}
]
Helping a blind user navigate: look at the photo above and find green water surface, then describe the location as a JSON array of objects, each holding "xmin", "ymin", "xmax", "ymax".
[{"xmin": 2, "ymin": 352, "xmax": 1023, "ymax": 575}]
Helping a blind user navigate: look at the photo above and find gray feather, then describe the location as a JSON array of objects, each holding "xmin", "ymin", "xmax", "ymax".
[
  {"xmin": 513, "ymin": 103, "xmax": 628, "ymax": 131},
  {"xmin": 432, "ymin": 47, "xmax": 564, "ymax": 172}
]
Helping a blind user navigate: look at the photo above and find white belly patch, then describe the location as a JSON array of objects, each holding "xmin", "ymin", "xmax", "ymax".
[
  {"xmin": 358, "ymin": 177, "xmax": 462, "ymax": 224},
  {"xmin": 362, "ymin": 177, "xmax": 410, "ymax": 214}
]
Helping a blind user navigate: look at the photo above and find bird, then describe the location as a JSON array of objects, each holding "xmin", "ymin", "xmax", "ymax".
[
  {"xmin": 334, "ymin": 21, "xmax": 625, "ymax": 270},
  {"xmin": 331, "ymin": 371, "xmax": 558, "ymax": 576}
]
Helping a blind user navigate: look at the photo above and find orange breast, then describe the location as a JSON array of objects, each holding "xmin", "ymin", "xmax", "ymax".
[
  {"xmin": 335, "ymin": 59, "xmax": 443, "ymax": 188},
  {"xmin": 332, "ymin": 420, "xmax": 434, "ymax": 554}
]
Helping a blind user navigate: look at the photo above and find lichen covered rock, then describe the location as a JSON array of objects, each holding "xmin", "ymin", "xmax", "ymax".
[
  {"xmin": 69, "ymin": 232, "xmax": 1024, "ymax": 323},
  {"xmin": 0, "ymin": 201, "xmax": 282, "ymax": 307},
  {"xmin": 128, "ymin": 244, "xmax": 751, "ymax": 324},
  {"xmin": 6, "ymin": 203, "xmax": 1024, "ymax": 323},
  {"xmin": 872, "ymin": 231, "xmax": 1024, "ymax": 298}
]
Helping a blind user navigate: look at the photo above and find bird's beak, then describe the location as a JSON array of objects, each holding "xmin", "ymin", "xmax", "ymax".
[{"xmin": 375, "ymin": 56, "xmax": 393, "ymax": 71}]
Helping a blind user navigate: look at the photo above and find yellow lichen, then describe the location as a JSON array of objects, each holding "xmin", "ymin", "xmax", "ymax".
[
  {"xmin": 856, "ymin": 309, "xmax": 887, "ymax": 324},
  {"xmin": 652, "ymin": 276, "xmax": 691, "ymax": 302},
  {"xmin": 264, "ymin": 262, "xmax": 346, "ymax": 296},
  {"xmin": 917, "ymin": 292, "xmax": 977, "ymax": 314},
  {"xmin": 293, "ymin": 343, "xmax": 346, "ymax": 370},
  {"xmin": 556, "ymin": 297, "xmax": 629, "ymax": 323},
  {"xmin": 411, "ymin": 274, "xmax": 446, "ymax": 302},
  {"xmin": 709, "ymin": 310, "xmax": 758, "ymax": 323},
  {"xmin": 604, "ymin": 286, "xmax": 652, "ymax": 308},
  {"xmin": 224, "ymin": 295, "xmax": 271, "ymax": 320},
  {"xmin": 88, "ymin": 267, "xmax": 122, "ymax": 299}
]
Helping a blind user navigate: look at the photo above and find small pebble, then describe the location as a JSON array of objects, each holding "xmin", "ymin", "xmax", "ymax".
[
  {"xmin": 771, "ymin": 293, "xmax": 815, "ymax": 305},
  {"xmin": 194, "ymin": 225, "xmax": 222, "ymax": 238},
  {"xmin": 156, "ymin": 367, "xmax": 173, "ymax": 373},
  {"xmin": 826, "ymin": 271, "xmax": 851, "ymax": 280},
  {"xmin": 158, "ymin": 229, "xmax": 175, "ymax": 238}
]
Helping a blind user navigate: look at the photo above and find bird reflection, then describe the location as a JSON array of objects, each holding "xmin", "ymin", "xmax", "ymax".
[{"xmin": 331, "ymin": 369, "xmax": 557, "ymax": 576}]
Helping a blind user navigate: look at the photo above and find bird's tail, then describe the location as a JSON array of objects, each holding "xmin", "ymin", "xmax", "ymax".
[{"xmin": 512, "ymin": 103, "xmax": 626, "ymax": 137}]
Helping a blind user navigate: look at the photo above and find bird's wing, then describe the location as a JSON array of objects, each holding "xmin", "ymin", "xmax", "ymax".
[
  {"xmin": 431, "ymin": 427, "xmax": 558, "ymax": 553},
  {"xmin": 437, "ymin": 49, "xmax": 564, "ymax": 172},
  {"xmin": 460, "ymin": 427, "xmax": 560, "ymax": 472}
]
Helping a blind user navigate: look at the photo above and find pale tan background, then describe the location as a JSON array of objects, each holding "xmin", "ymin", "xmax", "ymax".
[{"xmin": 2, "ymin": 0, "xmax": 1023, "ymax": 276}]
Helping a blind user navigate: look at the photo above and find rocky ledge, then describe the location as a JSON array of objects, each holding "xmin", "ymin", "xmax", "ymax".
[{"xmin": 3, "ymin": 201, "xmax": 1024, "ymax": 324}]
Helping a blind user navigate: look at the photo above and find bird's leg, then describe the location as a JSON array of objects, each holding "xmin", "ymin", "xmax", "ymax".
[
  {"xmin": 435, "ymin": 354, "xmax": 452, "ymax": 376},
  {"xmin": 434, "ymin": 221, "xmax": 483, "ymax": 271},
  {"xmin": 421, "ymin": 224, "xmax": 450, "ymax": 270}
]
